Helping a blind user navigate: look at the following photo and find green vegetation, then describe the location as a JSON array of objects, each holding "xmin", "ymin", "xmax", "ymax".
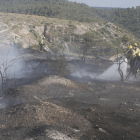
[
  {"xmin": 51, "ymin": 54, "xmax": 71, "ymax": 77},
  {"xmin": 0, "ymin": 0, "xmax": 138, "ymax": 57},
  {"xmin": 0, "ymin": 0, "xmax": 102, "ymax": 22},
  {"xmin": 122, "ymin": 35, "xmax": 129, "ymax": 44},
  {"xmin": 0, "ymin": 0, "xmax": 138, "ymax": 39},
  {"xmin": 111, "ymin": 8, "xmax": 140, "ymax": 37},
  {"xmin": 95, "ymin": 7, "xmax": 140, "ymax": 38}
]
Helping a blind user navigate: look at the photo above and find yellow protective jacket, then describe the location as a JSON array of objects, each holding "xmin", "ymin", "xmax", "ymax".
[
  {"xmin": 40, "ymin": 40, "xmax": 44, "ymax": 45},
  {"xmin": 13, "ymin": 39, "xmax": 17, "ymax": 43},
  {"xmin": 133, "ymin": 47, "xmax": 140, "ymax": 57},
  {"xmin": 126, "ymin": 49, "xmax": 136, "ymax": 59}
]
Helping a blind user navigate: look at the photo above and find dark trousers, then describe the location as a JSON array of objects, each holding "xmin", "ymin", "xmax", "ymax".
[
  {"xmin": 130, "ymin": 59, "xmax": 134, "ymax": 70},
  {"xmin": 40, "ymin": 44, "xmax": 43, "ymax": 51},
  {"xmin": 14, "ymin": 42, "xmax": 17, "ymax": 49},
  {"xmin": 130, "ymin": 57, "xmax": 140, "ymax": 75}
]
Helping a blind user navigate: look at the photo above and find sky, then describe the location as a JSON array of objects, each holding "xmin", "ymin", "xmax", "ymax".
[{"xmin": 68, "ymin": 0, "xmax": 140, "ymax": 8}]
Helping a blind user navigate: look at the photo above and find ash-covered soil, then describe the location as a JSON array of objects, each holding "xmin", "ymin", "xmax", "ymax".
[
  {"xmin": 0, "ymin": 48, "xmax": 140, "ymax": 140},
  {"xmin": 0, "ymin": 75, "xmax": 140, "ymax": 140}
]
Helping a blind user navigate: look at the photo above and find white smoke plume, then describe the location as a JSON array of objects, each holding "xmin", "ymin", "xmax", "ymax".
[
  {"xmin": 70, "ymin": 59, "xmax": 128, "ymax": 81},
  {"xmin": 97, "ymin": 59, "xmax": 128, "ymax": 81},
  {"xmin": 0, "ymin": 46, "xmax": 25, "ymax": 79}
]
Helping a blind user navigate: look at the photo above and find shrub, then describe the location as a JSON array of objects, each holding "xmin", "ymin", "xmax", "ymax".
[
  {"xmin": 105, "ymin": 24, "xmax": 110, "ymax": 28},
  {"xmin": 30, "ymin": 44, "xmax": 40, "ymax": 49},
  {"xmin": 122, "ymin": 35, "xmax": 129, "ymax": 44},
  {"xmin": 12, "ymin": 25, "xmax": 18, "ymax": 29},
  {"xmin": 17, "ymin": 41, "xmax": 23, "ymax": 48},
  {"xmin": 64, "ymin": 36, "xmax": 70, "ymax": 42},
  {"xmin": 114, "ymin": 34, "xmax": 118, "ymax": 37},
  {"xmin": 51, "ymin": 54, "xmax": 71, "ymax": 77}
]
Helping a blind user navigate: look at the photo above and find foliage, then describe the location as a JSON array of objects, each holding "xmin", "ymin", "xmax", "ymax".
[
  {"xmin": 17, "ymin": 41, "xmax": 23, "ymax": 48},
  {"xmin": 122, "ymin": 35, "xmax": 129, "ymax": 44},
  {"xmin": 64, "ymin": 36, "xmax": 70, "ymax": 42},
  {"xmin": 31, "ymin": 44, "xmax": 40, "ymax": 49},
  {"xmin": 99, "ymin": 28, "xmax": 111, "ymax": 35},
  {"xmin": 0, "ymin": 0, "xmax": 102, "ymax": 22},
  {"xmin": 0, "ymin": 0, "xmax": 138, "ymax": 41},
  {"xmin": 0, "ymin": 0, "xmax": 138, "ymax": 39},
  {"xmin": 29, "ymin": 29, "xmax": 40, "ymax": 41},
  {"xmin": 96, "ymin": 7, "xmax": 140, "ymax": 38},
  {"xmin": 0, "ymin": 0, "xmax": 137, "ymax": 57},
  {"xmin": 51, "ymin": 54, "xmax": 71, "ymax": 77}
]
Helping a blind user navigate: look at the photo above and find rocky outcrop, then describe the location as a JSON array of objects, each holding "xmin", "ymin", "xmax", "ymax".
[{"xmin": 0, "ymin": 13, "xmax": 134, "ymax": 51}]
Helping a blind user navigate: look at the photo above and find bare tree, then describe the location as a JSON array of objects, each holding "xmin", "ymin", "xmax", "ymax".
[
  {"xmin": 78, "ymin": 44, "xmax": 90, "ymax": 68},
  {"xmin": 0, "ymin": 54, "xmax": 22, "ymax": 96},
  {"xmin": 51, "ymin": 51, "xmax": 71, "ymax": 77}
]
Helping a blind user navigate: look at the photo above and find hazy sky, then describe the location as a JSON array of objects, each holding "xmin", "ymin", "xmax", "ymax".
[{"xmin": 69, "ymin": 0, "xmax": 140, "ymax": 8}]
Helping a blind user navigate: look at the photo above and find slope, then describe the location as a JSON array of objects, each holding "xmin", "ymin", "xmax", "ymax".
[
  {"xmin": 0, "ymin": 0, "xmax": 101, "ymax": 22},
  {"xmin": 0, "ymin": 12, "xmax": 137, "ymax": 57}
]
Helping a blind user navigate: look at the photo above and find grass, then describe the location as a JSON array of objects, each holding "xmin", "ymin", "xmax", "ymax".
[{"xmin": 30, "ymin": 44, "xmax": 40, "ymax": 50}]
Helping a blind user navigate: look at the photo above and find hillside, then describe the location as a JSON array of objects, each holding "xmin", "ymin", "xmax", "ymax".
[
  {"xmin": 0, "ymin": 12, "xmax": 137, "ymax": 57},
  {"xmin": 0, "ymin": 0, "xmax": 101, "ymax": 22},
  {"xmin": 0, "ymin": 0, "xmax": 139, "ymax": 39},
  {"xmin": 94, "ymin": 7, "xmax": 140, "ymax": 38}
]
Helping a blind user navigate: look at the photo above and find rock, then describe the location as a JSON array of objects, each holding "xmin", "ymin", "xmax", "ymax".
[
  {"xmin": 46, "ymin": 130, "xmax": 75, "ymax": 140},
  {"xmin": 20, "ymin": 28, "xmax": 30, "ymax": 35},
  {"xmin": 135, "ymin": 98, "xmax": 139, "ymax": 101},
  {"xmin": 95, "ymin": 125, "xmax": 99, "ymax": 129},
  {"xmin": 99, "ymin": 128, "xmax": 109, "ymax": 134},
  {"xmin": 120, "ymin": 102, "xmax": 127, "ymax": 105}
]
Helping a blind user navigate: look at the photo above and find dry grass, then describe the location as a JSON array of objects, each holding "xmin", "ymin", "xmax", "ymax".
[{"xmin": 0, "ymin": 12, "xmax": 79, "ymax": 27}]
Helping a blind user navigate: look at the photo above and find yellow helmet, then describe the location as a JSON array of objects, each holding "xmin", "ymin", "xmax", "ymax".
[
  {"xmin": 129, "ymin": 45, "xmax": 133, "ymax": 49},
  {"xmin": 134, "ymin": 43, "xmax": 138, "ymax": 47},
  {"xmin": 43, "ymin": 36, "xmax": 45, "ymax": 39}
]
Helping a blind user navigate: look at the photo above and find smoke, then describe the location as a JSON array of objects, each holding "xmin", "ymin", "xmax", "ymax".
[
  {"xmin": 97, "ymin": 59, "xmax": 128, "ymax": 81},
  {"xmin": 70, "ymin": 59, "xmax": 128, "ymax": 82},
  {"xmin": 71, "ymin": 69, "xmax": 97, "ymax": 78},
  {"xmin": 0, "ymin": 46, "xmax": 26, "ymax": 82},
  {"xmin": 0, "ymin": 45, "xmax": 28, "ymax": 106}
]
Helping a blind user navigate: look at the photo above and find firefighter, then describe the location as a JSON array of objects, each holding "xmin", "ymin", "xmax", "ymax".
[
  {"xmin": 133, "ymin": 43, "xmax": 140, "ymax": 74},
  {"xmin": 39, "ymin": 36, "xmax": 45, "ymax": 52},
  {"xmin": 13, "ymin": 35, "xmax": 18, "ymax": 49},
  {"xmin": 126, "ymin": 45, "xmax": 136, "ymax": 70},
  {"xmin": 133, "ymin": 43, "xmax": 140, "ymax": 59}
]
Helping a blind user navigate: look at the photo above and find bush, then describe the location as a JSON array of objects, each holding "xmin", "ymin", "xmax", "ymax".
[
  {"xmin": 114, "ymin": 34, "xmax": 118, "ymax": 37},
  {"xmin": 105, "ymin": 24, "xmax": 110, "ymax": 28},
  {"xmin": 12, "ymin": 25, "xmax": 18, "ymax": 29},
  {"xmin": 64, "ymin": 36, "xmax": 70, "ymax": 42},
  {"xmin": 51, "ymin": 54, "xmax": 71, "ymax": 77},
  {"xmin": 17, "ymin": 41, "xmax": 23, "ymax": 48},
  {"xmin": 100, "ymin": 28, "xmax": 111, "ymax": 35},
  {"xmin": 30, "ymin": 44, "xmax": 40, "ymax": 49},
  {"xmin": 122, "ymin": 35, "xmax": 129, "ymax": 44}
]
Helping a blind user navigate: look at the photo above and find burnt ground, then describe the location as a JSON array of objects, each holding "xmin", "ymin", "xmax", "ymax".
[{"xmin": 0, "ymin": 48, "xmax": 140, "ymax": 140}]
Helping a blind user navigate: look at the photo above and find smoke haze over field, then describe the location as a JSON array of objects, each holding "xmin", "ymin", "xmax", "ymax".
[
  {"xmin": 70, "ymin": 59, "xmax": 128, "ymax": 81},
  {"xmin": 0, "ymin": 46, "xmax": 26, "ymax": 80},
  {"xmin": 97, "ymin": 59, "xmax": 128, "ymax": 81}
]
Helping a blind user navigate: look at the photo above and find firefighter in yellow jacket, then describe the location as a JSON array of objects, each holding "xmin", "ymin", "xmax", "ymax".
[
  {"xmin": 39, "ymin": 36, "xmax": 45, "ymax": 52},
  {"xmin": 126, "ymin": 43, "xmax": 140, "ymax": 72},
  {"xmin": 126, "ymin": 45, "xmax": 136, "ymax": 70},
  {"xmin": 133, "ymin": 43, "xmax": 140, "ymax": 59},
  {"xmin": 13, "ymin": 35, "xmax": 18, "ymax": 49}
]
